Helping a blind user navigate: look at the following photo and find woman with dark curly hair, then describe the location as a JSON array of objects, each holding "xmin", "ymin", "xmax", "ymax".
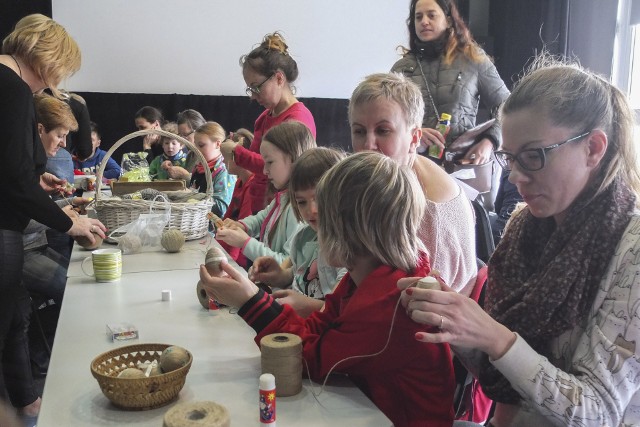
[{"xmin": 392, "ymin": 0, "xmax": 510, "ymax": 204}]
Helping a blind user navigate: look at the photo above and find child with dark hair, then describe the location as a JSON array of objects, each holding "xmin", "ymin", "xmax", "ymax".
[{"xmin": 73, "ymin": 121, "xmax": 121, "ymax": 180}]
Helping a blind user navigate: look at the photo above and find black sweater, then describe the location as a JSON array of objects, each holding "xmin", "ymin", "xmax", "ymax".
[{"xmin": 0, "ymin": 63, "xmax": 73, "ymax": 233}]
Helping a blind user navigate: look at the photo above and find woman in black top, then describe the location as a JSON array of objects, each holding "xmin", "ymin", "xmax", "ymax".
[{"xmin": 0, "ymin": 14, "xmax": 105, "ymax": 418}]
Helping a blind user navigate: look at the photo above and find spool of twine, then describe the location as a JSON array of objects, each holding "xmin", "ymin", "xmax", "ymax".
[
  {"xmin": 260, "ymin": 333, "xmax": 303, "ymax": 397},
  {"xmin": 163, "ymin": 401, "xmax": 230, "ymax": 427}
]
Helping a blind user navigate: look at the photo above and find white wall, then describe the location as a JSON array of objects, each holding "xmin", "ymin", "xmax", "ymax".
[{"xmin": 53, "ymin": 0, "xmax": 408, "ymax": 99}]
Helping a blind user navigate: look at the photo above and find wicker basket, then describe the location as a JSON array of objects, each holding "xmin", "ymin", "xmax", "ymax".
[
  {"xmin": 94, "ymin": 129, "xmax": 213, "ymax": 241},
  {"xmin": 90, "ymin": 343, "xmax": 192, "ymax": 410}
]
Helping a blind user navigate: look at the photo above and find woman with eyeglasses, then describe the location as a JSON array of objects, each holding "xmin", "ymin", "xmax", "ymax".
[
  {"xmin": 221, "ymin": 32, "xmax": 316, "ymax": 214},
  {"xmin": 400, "ymin": 56, "xmax": 640, "ymax": 426}
]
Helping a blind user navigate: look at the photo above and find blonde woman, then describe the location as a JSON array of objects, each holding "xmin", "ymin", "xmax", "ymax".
[
  {"xmin": 402, "ymin": 57, "xmax": 640, "ymax": 426},
  {"xmin": 349, "ymin": 72, "xmax": 477, "ymax": 295},
  {"xmin": 0, "ymin": 14, "xmax": 105, "ymax": 419}
]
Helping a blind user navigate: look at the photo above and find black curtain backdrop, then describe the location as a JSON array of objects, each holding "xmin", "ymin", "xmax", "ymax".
[
  {"xmin": 489, "ymin": 0, "xmax": 570, "ymax": 88},
  {"xmin": 0, "ymin": 0, "xmax": 51, "ymax": 41},
  {"xmin": 77, "ymin": 93, "xmax": 351, "ymax": 164}
]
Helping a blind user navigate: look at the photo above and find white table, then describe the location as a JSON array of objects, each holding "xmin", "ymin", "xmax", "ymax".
[
  {"xmin": 39, "ymin": 250, "xmax": 391, "ymax": 426},
  {"xmin": 67, "ymin": 238, "xmax": 215, "ymax": 277}
]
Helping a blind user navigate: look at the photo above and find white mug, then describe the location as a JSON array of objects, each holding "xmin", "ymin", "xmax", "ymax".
[{"xmin": 81, "ymin": 248, "xmax": 122, "ymax": 282}]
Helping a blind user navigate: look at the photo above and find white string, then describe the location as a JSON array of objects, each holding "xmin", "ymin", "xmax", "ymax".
[{"xmin": 303, "ymin": 290, "xmax": 410, "ymax": 402}]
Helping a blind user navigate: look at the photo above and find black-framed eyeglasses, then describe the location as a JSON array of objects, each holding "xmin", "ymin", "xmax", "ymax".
[
  {"xmin": 178, "ymin": 130, "xmax": 194, "ymax": 139},
  {"xmin": 245, "ymin": 73, "xmax": 274, "ymax": 97},
  {"xmin": 494, "ymin": 131, "xmax": 591, "ymax": 172}
]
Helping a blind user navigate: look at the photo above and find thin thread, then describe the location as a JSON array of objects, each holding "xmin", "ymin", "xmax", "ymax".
[{"xmin": 303, "ymin": 285, "xmax": 418, "ymax": 401}]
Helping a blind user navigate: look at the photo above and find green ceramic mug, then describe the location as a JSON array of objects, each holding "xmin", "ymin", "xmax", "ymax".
[{"xmin": 81, "ymin": 248, "xmax": 122, "ymax": 282}]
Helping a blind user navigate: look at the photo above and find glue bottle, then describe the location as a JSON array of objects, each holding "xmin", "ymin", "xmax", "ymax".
[
  {"xmin": 259, "ymin": 373, "xmax": 276, "ymax": 426},
  {"xmin": 427, "ymin": 113, "xmax": 451, "ymax": 159}
]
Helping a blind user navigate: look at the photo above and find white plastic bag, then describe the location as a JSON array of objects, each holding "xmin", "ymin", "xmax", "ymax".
[{"xmin": 109, "ymin": 196, "xmax": 171, "ymax": 254}]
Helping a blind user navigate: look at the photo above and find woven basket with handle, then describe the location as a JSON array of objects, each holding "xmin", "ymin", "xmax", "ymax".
[
  {"xmin": 90, "ymin": 343, "xmax": 192, "ymax": 410},
  {"xmin": 94, "ymin": 129, "xmax": 213, "ymax": 241}
]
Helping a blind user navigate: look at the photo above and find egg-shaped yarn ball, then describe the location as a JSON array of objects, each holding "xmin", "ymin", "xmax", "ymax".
[
  {"xmin": 117, "ymin": 367, "xmax": 146, "ymax": 379},
  {"xmin": 159, "ymin": 346, "xmax": 190, "ymax": 373},
  {"xmin": 205, "ymin": 247, "xmax": 226, "ymax": 276},
  {"xmin": 139, "ymin": 188, "xmax": 163, "ymax": 201},
  {"xmin": 76, "ymin": 233, "xmax": 103, "ymax": 250},
  {"xmin": 148, "ymin": 365, "xmax": 163, "ymax": 377},
  {"xmin": 118, "ymin": 234, "xmax": 142, "ymax": 254},
  {"xmin": 161, "ymin": 229, "xmax": 186, "ymax": 253}
]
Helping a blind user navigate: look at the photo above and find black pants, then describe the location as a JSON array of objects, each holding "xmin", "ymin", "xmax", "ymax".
[{"xmin": 0, "ymin": 230, "xmax": 38, "ymax": 408}]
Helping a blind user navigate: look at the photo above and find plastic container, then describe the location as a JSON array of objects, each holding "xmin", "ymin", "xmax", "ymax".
[
  {"xmin": 259, "ymin": 373, "xmax": 276, "ymax": 426},
  {"xmin": 428, "ymin": 113, "xmax": 451, "ymax": 159}
]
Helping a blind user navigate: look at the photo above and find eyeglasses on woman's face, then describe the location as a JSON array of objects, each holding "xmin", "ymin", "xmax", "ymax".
[
  {"xmin": 245, "ymin": 73, "xmax": 274, "ymax": 97},
  {"xmin": 494, "ymin": 131, "xmax": 591, "ymax": 172},
  {"xmin": 178, "ymin": 129, "xmax": 194, "ymax": 139}
]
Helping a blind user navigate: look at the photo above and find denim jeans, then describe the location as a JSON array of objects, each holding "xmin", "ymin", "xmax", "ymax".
[{"xmin": 23, "ymin": 246, "xmax": 67, "ymax": 306}]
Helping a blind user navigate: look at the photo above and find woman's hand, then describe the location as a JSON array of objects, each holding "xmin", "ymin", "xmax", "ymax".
[
  {"xmin": 272, "ymin": 289, "xmax": 324, "ymax": 318},
  {"xmin": 142, "ymin": 133, "xmax": 160, "ymax": 150},
  {"xmin": 462, "ymin": 138, "xmax": 494, "ymax": 165},
  {"xmin": 215, "ymin": 223, "xmax": 250, "ymax": 248},
  {"xmin": 220, "ymin": 140, "xmax": 238, "ymax": 162},
  {"xmin": 421, "ymin": 127, "xmax": 446, "ymax": 150},
  {"xmin": 66, "ymin": 216, "xmax": 107, "ymax": 244},
  {"xmin": 199, "ymin": 259, "xmax": 259, "ymax": 308},
  {"xmin": 398, "ymin": 277, "xmax": 517, "ymax": 360},
  {"xmin": 249, "ymin": 256, "xmax": 292, "ymax": 287},
  {"xmin": 40, "ymin": 173, "xmax": 67, "ymax": 194}
]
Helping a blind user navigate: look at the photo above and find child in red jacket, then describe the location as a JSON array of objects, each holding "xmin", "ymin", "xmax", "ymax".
[
  {"xmin": 219, "ymin": 129, "xmax": 256, "ymax": 269},
  {"xmin": 200, "ymin": 151, "xmax": 455, "ymax": 427}
]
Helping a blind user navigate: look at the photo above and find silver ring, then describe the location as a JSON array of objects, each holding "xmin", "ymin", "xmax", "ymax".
[
  {"xmin": 439, "ymin": 315, "xmax": 444, "ymax": 330},
  {"xmin": 91, "ymin": 225, "xmax": 96, "ymax": 233},
  {"xmin": 469, "ymin": 154, "xmax": 477, "ymax": 160}
]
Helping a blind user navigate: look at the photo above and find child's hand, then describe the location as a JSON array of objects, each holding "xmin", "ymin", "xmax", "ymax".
[
  {"xmin": 165, "ymin": 165, "xmax": 190, "ymax": 180},
  {"xmin": 220, "ymin": 140, "xmax": 238, "ymax": 162},
  {"xmin": 199, "ymin": 259, "xmax": 259, "ymax": 308},
  {"xmin": 215, "ymin": 224, "xmax": 250, "ymax": 248},
  {"xmin": 161, "ymin": 160, "xmax": 172, "ymax": 170},
  {"xmin": 62, "ymin": 205, "xmax": 80, "ymax": 219},
  {"xmin": 271, "ymin": 289, "xmax": 324, "ymax": 318},
  {"xmin": 249, "ymin": 256, "xmax": 291, "ymax": 287}
]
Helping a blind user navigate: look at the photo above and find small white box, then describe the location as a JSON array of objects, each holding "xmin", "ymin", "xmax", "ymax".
[{"xmin": 106, "ymin": 323, "xmax": 138, "ymax": 341}]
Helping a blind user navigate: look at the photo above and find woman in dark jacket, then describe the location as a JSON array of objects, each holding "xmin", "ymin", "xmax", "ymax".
[{"xmin": 392, "ymin": 0, "xmax": 510, "ymax": 204}]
